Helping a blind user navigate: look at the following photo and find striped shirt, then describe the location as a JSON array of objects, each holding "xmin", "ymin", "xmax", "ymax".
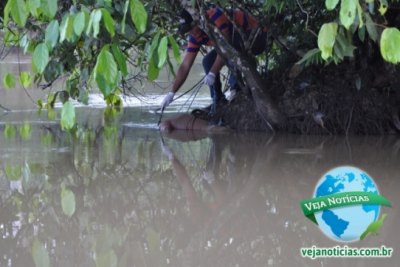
[{"xmin": 186, "ymin": 7, "xmax": 263, "ymax": 54}]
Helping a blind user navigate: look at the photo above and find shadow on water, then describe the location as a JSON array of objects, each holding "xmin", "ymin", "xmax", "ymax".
[{"xmin": 0, "ymin": 107, "xmax": 399, "ymax": 267}]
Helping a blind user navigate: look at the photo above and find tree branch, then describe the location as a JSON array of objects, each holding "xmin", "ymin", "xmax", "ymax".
[{"xmin": 197, "ymin": 2, "xmax": 284, "ymax": 129}]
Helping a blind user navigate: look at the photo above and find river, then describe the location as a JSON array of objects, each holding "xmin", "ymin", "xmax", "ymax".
[{"xmin": 0, "ymin": 51, "xmax": 399, "ymax": 267}]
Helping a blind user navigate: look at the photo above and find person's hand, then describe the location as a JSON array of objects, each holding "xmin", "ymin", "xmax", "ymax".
[
  {"xmin": 161, "ymin": 143, "xmax": 174, "ymax": 160},
  {"xmin": 160, "ymin": 92, "xmax": 175, "ymax": 110},
  {"xmin": 203, "ymin": 72, "xmax": 216, "ymax": 86}
]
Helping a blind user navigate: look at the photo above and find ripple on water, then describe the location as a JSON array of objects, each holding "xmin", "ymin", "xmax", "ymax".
[{"xmin": 123, "ymin": 122, "xmax": 159, "ymax": 129}]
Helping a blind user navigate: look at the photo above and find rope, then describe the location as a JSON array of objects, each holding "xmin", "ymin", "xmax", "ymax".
[
  {"xmin": 157, "ymin": 77, "xmax": 205, "ymax": 125},
  {"xmin": 178, "ymin": 81, "xmax": 203, "ymax": 113}
]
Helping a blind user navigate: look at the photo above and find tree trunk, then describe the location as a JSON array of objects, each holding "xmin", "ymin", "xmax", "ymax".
[{"xmin": 200, "ymin": 13, "xmax": 284, "ymax": 130}]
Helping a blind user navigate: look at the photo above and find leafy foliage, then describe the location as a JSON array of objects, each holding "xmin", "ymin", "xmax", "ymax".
[
  {"xmin": 265, "ymin": 0, "xmax": 400, "ymax": 66},
  {"xmin": 2, "ymin": 0, "xmax": 182, "ymax": 126}
]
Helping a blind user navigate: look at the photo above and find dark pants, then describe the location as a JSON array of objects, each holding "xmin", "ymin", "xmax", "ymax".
[
  {"xmin": 202, "ymin": 49, "xmax": 225, "ymax": 113},
  {"xmin": 202, "ymin": 31, "xmax": 267, "ymax": 108}
]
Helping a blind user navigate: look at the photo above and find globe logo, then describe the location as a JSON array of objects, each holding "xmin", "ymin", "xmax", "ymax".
[
  {"xmin": 314, "ymin": 166, "xmax": 380, "ymax": 242},
  {"xmin": 300, "ymin": 166, "xmax": 392, "ymax": 242}
]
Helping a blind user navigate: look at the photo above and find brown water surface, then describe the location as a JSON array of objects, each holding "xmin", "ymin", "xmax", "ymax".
[{"xmin": 0, "ymin": 107, "xmax": 399, "ymax": 266}]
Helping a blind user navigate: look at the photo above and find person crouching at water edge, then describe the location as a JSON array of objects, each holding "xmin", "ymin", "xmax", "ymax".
[{"xmin": 159, "ymin": 7, "xmax": 268, "ymax": 114}]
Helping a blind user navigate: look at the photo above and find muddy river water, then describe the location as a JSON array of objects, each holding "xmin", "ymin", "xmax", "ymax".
[{"xmin": 0, "ymin": 52, "xmax": 399, "ymax": 267}]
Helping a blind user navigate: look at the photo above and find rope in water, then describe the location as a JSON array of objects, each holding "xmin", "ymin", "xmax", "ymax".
[{"xmin": 157, "ymin": 77, "xmax": 205, "ymax": 126}]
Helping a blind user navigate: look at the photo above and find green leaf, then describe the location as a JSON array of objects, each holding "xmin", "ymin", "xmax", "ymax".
[
  {"xmin": 20, "ymin": 71, "xmax": 32, "ymax": 87},
  {"xmin": 74, "ymin": 11, "xmax": 86, "ymax": 37},
  {"xmin": 357, "ymin": 1, "xmax": 364, "ymax": 28},
  {"xmin": 10, "ymin": 0, "xmax": 28, "ymax": 27},
  {"xmin": 41, "ymin": 0, "xmax": 57, "ymax": 19},
  {"xmin": 334, "ymin": 29, "xmax": 356, "ymax": 59},
  {"xmin": 61, "ymin": 101, "xmax": 76, "ymax": 130},
  {"xmin": 96, "ymin": 75, "xmax": 113, "ymax": 97},
  {"xmin": 340, "ymin": 0, "xmax": 357, "ymax": 29},
  {"xmin": 95, "ymin": 46, "xmax": 118, "ymax": 85},
  {"xmin": 358, "ymin": 25, "xmax": 366, "ymax": 42},
  {"xmin": 325, "ymin": 0, "xmax": 339, "ymax": 10},
  {"xmin": 105, "ymin": 94, "xmax": 122, "ymax": 107},
  {"xmin": 28, "ymin": 0, "xmax": 41, "ymax": 17},
  {"xmin": 94, "ymin": 46, "xmax": 118, "ymax": 97},
  {"xmin": 60, "ymin": 15, "xmax": 75, "ymax": 42},
  {"xmin": 130, "ymin": 0, "xmax": 148, "ymax": 34},
  {"xmin": 19, "ymin": 122, "xmax": 32, "ymax": 140},
  {"xmin": 91, "ymin": 9, "xmax": 103, "ymax": 38},
  {"xmin": 61, "ymin": 187, "xmax": 76, "ymax": 217},
  {"xmin": 47, "ymin": 92, "xmax": 57, "ymax": 108},
  {"xmin": 380, "ymin": 27, "xmax": 400, "ymax": 64},
  {"xmin": 148, "ymin": 32, "xmax": 160, "ymax": 64},
  {"xmin": 121, "ymin": 0, "xmax": 129, "ymax": 34},
  {"xmin": 5, "ymin": 164, "xmax": 22, "ymax": 181},
  {"xmin": 378, "ymin": 0, "xmax": 388, "ymax": 15},
  {"xmin": 318, "ymin": 22, "xmax": 338, "ymax": 60},
  {"xmin": 157, "ymin": 36, "xmax": 168, "ymax": 68},
  {"xmin": 365, "ymin": 13, "xmax": 378, "ymax": 42},
  {"xmin": 297, "ymin": 48, "xmax": 323, "ymax": 66},
  {"xmin": 45, "ymin": 20, "xmax": 60, "ymax": 49},
  {"xmin": 168, "ymin": 35, "xmax": 181, "ymax": 64},
  {"xmin": 3, "ymin": 0, "xmax": 11, "ymax": 26},
  {"xmin": 101, "ymin": 8, "xmax": 115, "ymax": 37},
  {"xmin": 367, "ymin": 1, "xmax": 375, "ymax": 14},
  {"xmin": 3, "ymin": 73, "xmax": 16, "ymax": 89},
  {"xmin": 147, "ymin": 60, "xmax": 160, "ymax": 81},
  {"xmin": 95, "ymin": 249, "xmax": 118, "ymax": 267},
  {"xmin": 32, "ymin": 43, "xmax": 50, "ymax": 74},
  {"xmin": 32, "ymin": 239, "xmax": 50, "ymax": 267},
  {"xmin": 111, "ymin": 44, "xmax": 128, "ymax": 76}
]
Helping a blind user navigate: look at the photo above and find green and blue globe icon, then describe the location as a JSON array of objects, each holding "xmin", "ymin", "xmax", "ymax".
[{"xmin": 301, "ymin": 166, "xmax": 391, "ymax": 242}]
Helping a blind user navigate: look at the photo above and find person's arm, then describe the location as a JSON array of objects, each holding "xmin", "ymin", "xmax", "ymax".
[
  {"xmin": 160, "ymin": 51, "xmax": 197, "ymax": 109},
  {"xmin": 171, "ymin": 51, "xmax": 197, "ymax": 93}
]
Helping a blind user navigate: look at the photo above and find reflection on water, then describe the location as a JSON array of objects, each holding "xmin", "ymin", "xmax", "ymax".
[{"xmin": 0, "ymin": 108, "xmax": 399, "ymax": 267}]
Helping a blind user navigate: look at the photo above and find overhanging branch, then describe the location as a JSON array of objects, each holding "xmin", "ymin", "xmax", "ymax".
[{"xmin": 195, "ymin": 2, "xmax": 284, "ymax": 129}]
